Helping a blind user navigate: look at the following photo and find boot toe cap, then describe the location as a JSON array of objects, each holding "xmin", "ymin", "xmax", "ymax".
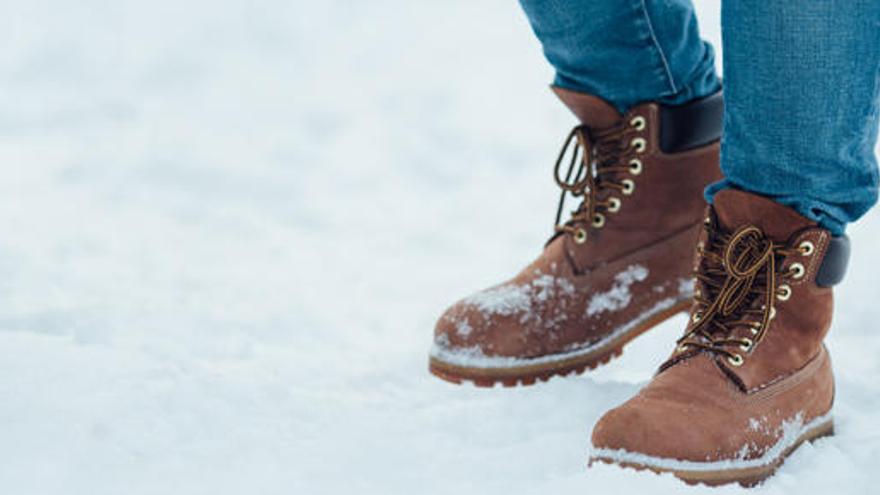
[
  {"xmin": 591, "ymin": 402, "xmax": 657, "ymax": 454},
  {"xmin": 432, "ymin": 298, "xmax": 530, "ymax": 358},
  {"xmin": 591, "ymin": 397, "xmax": 726, "ymax": 463},
  {"xmin": 433, "ymin": 302, "xmax": 480, "ymax": 349},
  {"xmin": 432, "ymin": 271, "xmax": 581, "ymax": 361},
  {"xmin": 434, "ymin": 290, "xmax": 540, "ymax": 358}
]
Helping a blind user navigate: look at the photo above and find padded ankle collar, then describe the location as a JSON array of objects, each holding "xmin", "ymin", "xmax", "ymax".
[
  {"xmin": 816, "ymin": 235, "xmax": 850, "ymax": 287},
  {"xmin": 659, "ymin": 90, "xmax": 724, "ymax": 154}
]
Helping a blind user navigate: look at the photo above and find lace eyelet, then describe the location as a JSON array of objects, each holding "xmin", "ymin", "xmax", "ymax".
[
  {"xmin": 777, "ymin": 284, "xmax": 792, "ymax": 301},
  {"xmin": 606, "ymin": 197, "xmax": 621, "ymax": 213},
  {"xmin": 621, "ymin": 179, "xmax": 635, "ymax": 196},
  {"xmin": 630, "ymin": 115, "xmax": 646, "ymax": 131},
  {"xmin": 789, "ymin": 262, "xmax": 805, "ymax": 279},
  {"xmin": 592, "ymin": 213, "xmax": 606, "ymax": 228},
  {"xmin": 769, "ymin": 306, "xmax": 777, "ymax": 319},
  {"xmin": 799, "ymin": 241, "xmax": 815, "ymax": 256},
  {"xmin": 739, "ymin": 338, "xmax": 753, "ymax": 352},
  {"xmin": 628, "ymin": 158, "xmax": 643, "ymax": 175},
  {"xmin": 631, "ymin": 137, "xmax": 647, "ymax": 153},
  {"xmin": 676, "ymin": 343, "xmax": 690, "ymax": 353},
  {"xmin": 727, "ymin": 354, "xmax": 744, "ymax": 367},
  {"xmin": 691, "ymin": 312, "xmax": 702, "ymax": 323},
  {"xmin": 573, "ymin": 228, "xmax": 588, "ymax": 244}
]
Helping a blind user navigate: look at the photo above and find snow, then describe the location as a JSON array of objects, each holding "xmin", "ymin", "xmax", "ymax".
[
  {"xmin": 463, "ymin": 280, "xmax": 538, "ymax": 317},
  {"xmin": 586, "ymin": 264, "xmax": 650, "ymax": 316},
  {"xmin": 455, "ymin": 319, "xmax": 473, "ymax": 338},
  {"xmin": 461, "ymin": 273, "xmax": 575, "ymax": 324},
  {"xmin": 0, "ymin": 1, "xmax": 877, "ymax": 494}
]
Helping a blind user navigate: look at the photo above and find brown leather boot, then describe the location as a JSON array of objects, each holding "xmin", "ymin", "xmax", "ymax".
[
  {"xmin": 590, "ymin": 189, "xmax": 850, "ymax": 486},
  {"xmin": 429, "ymin": 87, "xmax": 724, "ymax": 386}
]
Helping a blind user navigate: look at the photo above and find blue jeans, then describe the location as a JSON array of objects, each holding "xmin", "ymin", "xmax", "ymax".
[{"xmin": 519, "ymin": 0, "xmax": 880, "ymax": 235}]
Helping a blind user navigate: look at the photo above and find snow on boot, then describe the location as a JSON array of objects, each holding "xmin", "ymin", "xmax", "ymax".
[
  {"xmin": 429, "ymin": 87, "xmax": 724, "ymax": 386},
  {"xmin": 590, "ymin": 189, "xmax": 849, "ymax": 486}
]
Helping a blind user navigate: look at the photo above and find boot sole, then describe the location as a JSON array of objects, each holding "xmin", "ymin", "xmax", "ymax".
[
  {"xmin": 429, "ymin": 298, "xmax": 690, "ymax": 387},
  {"xmin": 588, "ymin": 414, "xmax": 834, "ymax": 487}
]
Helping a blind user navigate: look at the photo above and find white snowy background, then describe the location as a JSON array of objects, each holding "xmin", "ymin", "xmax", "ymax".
[{"xmin": 0, "ymin": 1, "xmax": 877, "ymax": 493}]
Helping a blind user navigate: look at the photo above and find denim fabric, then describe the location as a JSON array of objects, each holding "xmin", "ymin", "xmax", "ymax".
[
  {"xmin": 704, "ymin": 0, "xmax": 880, "ymax": 235},
  {"xmin": 520, "ymin": 0, "xmax": 880, "ymax": 234},
  {"xmin": 518, "ymin": 0, "xmax": 720, "ymax": 113}
]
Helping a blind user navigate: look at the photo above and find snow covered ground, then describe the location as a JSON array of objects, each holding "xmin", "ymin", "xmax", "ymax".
[{"xmin": 0, "ymin": 1, "xmax": 877, "ymax": 493}]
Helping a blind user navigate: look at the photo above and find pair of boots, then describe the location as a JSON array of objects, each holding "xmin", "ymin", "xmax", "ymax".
[{"xmin": 429, "ymin": 87, "xmax": 849, "ymax": 486}]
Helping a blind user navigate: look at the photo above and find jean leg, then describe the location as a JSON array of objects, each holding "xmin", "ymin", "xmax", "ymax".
[
  {"xmin": 707, "ymin": 0, "xmax": 880, "ymax": 235},
  {"xmin": 518, "ymin": 0, "xmax": 720, "ymax": 112}
]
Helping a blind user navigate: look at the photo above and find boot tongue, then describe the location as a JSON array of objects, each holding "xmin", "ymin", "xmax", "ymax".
[
  {"xmin": 551, "ymin": 86, "xmax": 621, "ymax": 128},
  {"xmin": 713, "ymin": 189, "xmax": 817, "ymax": 243}
]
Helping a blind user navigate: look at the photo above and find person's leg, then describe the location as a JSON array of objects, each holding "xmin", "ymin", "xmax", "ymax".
[
  {"xmin": 707, "ymin": 0, "xmax": 880, "ymax": 235},
  {"xmin": 518, "ymin": 0, "xmax": 720, "ymax": 112}
]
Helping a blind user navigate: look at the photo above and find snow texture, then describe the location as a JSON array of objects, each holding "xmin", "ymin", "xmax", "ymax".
[
  {"xmin": 0, "ymin": 1, "xmax": 877, "ymax": 494},
  {"xmin": 459, "ymin": 273, "xmax": 576, "ymax": 331},
  {"xmin": 464, "ymin": 274, "xmax": 575, "ymax": 317},
  {"xmin": 455, "ymin": 319, "xmax": 473, "ymax": 337},
  {"xmin": 586, "ymin": 264, "xmax": 649, "ymax": 316}
]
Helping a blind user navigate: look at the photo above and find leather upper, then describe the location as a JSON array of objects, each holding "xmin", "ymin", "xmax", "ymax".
[
  {"xmin": 592, "ymin": 190, "xmax": 838, "ymax": 464},
  {"xmin": 432, "ymin": 88, "xmax": 722, "ymax": 362}
]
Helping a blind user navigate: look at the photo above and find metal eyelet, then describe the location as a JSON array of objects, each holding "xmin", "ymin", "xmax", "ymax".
[
  {"xmin": 769, "ymin": 306, "xmax": 777, "ymax": 319},
  {"xmin": 703, "ymin": 216, "xmax": 712, "ymax": 226},
  {"xmin": 750, "ymin": 325, "xmax": 760, "ymax": 335},
  {"xmin": 606, "ymin": 197, "xmax": 621, "ymax": 213},
  {"xmin": 789, "ymin": 262, "xmax": 805, "ymax": 279},
  {"xmin": 631, "ymin": 137, "xmax": 647, "ymax": 153},
  {"xmin": 799, "ymin": 241, "xmax": 815, "ymax": 256},
  {"xmin": 676, "ymin": 343, "xmax": 690, "ymax": 353},
  {"xmin": 739, "ymin": 338, "xmax": 753, "ymax": 352},
  {"xmin": 621, "ymin": 179, "xmax": 635, "ymax": 196},
  {"xmin": 628, "ymin": 158, "xmax": 643, "ymax": 175},
  {"xmin": 630, "ymin": 115, "xmax": 646, "ymax": 131},
  {"xmin": 592, "ymin": 213, "xmax": 606, "ymax": 228},
  {"xmin": 777, "ymin": 284, "xmax": 792, "ymax": 301},
  {"xmin": 691, "ymin": 312, "xmax": 703, "ymax": 323},
  {"xmin": 574, "ymin": 228, "xmax": 588, "ymax": 244},
  {"xmin": 727, "ymin": 354, "xmax": 744, "ymax": 367}
]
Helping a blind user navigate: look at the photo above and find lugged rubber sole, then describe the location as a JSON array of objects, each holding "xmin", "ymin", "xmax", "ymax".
[
  {"xmin": 588, "ymin": 416, "xmax": 834, "ymax": 487},
  {"xmin": 428, "ymin": 299, "xmax": 691, "ymax": 387}
]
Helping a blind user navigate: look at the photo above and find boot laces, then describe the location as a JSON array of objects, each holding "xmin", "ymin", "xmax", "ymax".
[
  {"xmin": 552, "ymin": 123, "xmax": 639, "ymax": 239},
  {"xmin": 676, "ymin": 220, "xmax": 802, "ymax": 364}
]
